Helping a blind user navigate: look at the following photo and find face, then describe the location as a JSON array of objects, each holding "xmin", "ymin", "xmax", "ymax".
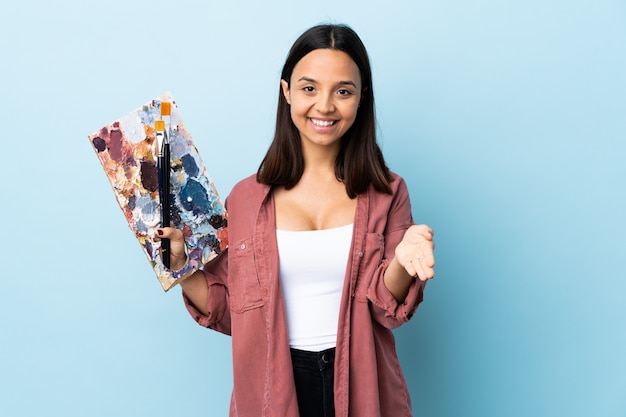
[{"xmin": 281, "ymin": 49, "xmax": 362, "ymax": 152}]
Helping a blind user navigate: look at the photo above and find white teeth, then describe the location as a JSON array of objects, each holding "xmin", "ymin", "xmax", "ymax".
[{"xmin": 310, "ymin": 118, "xmax": 335, "ymax": 127}]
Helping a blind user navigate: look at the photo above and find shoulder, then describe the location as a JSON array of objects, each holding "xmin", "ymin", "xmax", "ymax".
[
  {"xmin": 224, "ymin": 175, "xmax": 273, "ymax": 238},
  {"xmin": 231, "ymin": 174, "xmax": 269, "ymax": 196},
  {"xmin": 358, "ymin": 171, "xmax": 413, "ymax": 235},
  {"xmin": 368, "ymin": 171, "xmax": 409, "ymax": 201},
  {"xmin": 365, "ymin": 171, "xmax": 413, "ymax": 220},
  {"xmin": 226, "ymin": 174, "xmax": 271, "ymax": 209},
  {"xmin": 388, "ymin": 171, "xmax": 408, "ymax": 193}
]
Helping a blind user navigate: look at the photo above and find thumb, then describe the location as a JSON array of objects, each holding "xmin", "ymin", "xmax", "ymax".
[
  {"xmin": 156, "ymin": 227, "xmax": 184, "ymax": 242},
  {"xmin": 156, "ymin": 227, "xmax": 186, "ymax": 260},
  {"xmin": 412, "ymin": 224, "xmax": 434, "ymax": 241}
]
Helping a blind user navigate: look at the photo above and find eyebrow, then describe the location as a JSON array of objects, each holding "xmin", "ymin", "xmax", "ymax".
[{"xmin": 297, "ymin": 76, "xmax": 358, "ymax": 88}]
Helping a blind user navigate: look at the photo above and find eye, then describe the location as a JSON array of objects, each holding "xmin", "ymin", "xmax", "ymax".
[
  {"xmin": 302, "ymin": 86, "xmax": 315, "ymax": 93},
  {"xmin": 337, "ymin": 89, "xmax": 354, "ymax": 96}
]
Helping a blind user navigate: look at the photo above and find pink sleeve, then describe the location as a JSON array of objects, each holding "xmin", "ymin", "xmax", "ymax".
[
  {"xmin": 182, "ymin": 250, "xmax": 232, "ymax": 336},
  {"xmin": 366, "ymin": 178, "xmax": 426, "ymax": 329}
]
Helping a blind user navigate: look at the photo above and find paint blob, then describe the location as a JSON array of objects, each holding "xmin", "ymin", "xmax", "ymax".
[
  {"xmin": 140, "ymin": 161, "xmax": 159, "ymax": 192},
  {"xmin": 180, "ymin": 178, "xmax": 211, "ymax": 213},
  {"xmin": 181, "ymin": 154, "xmax": 200, "ymax": 178},
  {"xmin": 93, "ymin": 136, "xmax": 106, "ymax": 152}
]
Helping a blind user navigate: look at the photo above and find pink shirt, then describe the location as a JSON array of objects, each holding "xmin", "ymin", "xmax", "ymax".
[{"xmin": 184, "ymin": 172, "xmax": 426, "ymax": 416}]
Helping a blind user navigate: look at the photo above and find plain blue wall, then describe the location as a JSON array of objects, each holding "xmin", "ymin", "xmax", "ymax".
[{"xmin": 1, "ymin": 1, "xmax": 624, "ymax": 416}]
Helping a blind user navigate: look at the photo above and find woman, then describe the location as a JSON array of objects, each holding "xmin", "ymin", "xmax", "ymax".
[{"xmin": 159, "ymin": 23, "xmax": 435, "ymax": 417}]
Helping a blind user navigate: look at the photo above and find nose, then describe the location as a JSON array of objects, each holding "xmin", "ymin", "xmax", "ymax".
[{"xmin": 315, "ymin": 91, "xmax": 335, "ymax": 114}]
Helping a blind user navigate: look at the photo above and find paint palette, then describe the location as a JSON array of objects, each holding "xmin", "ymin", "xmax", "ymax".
[{"xmin": 88, "ymin": 93, "xmax": 227, "ymax": 291}]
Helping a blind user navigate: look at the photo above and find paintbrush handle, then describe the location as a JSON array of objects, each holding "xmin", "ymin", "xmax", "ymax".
[{"xmin": 158, "ymin": 150, "xmax": 171, "ymax": 268}]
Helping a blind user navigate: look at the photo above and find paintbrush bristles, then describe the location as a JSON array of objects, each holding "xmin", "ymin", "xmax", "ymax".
[
  {"xmin": 160, "ymin": 102, "xmax": 171, "ymax": 116},
  {"xmin": 155, "ymin": 120, "xmax": 165, "ymax": 131}
]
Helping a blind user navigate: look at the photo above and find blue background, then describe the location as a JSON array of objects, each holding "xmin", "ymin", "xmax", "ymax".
[{"xmin": 1, "ymin": 1, "xmax": 625, "ymax": 416}]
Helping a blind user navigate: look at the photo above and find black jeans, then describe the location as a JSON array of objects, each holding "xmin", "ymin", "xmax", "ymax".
[{"xmin": 290, "ymin": 347, "xmax": 336, "ymax": 417}]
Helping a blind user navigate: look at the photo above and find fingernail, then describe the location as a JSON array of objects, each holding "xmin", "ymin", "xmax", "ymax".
[{"xmin": 157, "ymin": 229, "xmax": 163, "ymax": 236}]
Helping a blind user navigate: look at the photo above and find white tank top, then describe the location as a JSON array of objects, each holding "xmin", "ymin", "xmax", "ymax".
[{"xmin": 276, "ymin": 224, "xmax": 353, "ymax": 351}]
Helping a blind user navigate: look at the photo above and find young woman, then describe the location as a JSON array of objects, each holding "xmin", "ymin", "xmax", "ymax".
[{"xmin": 159, "ymin": 23, "xmax": 435, "ymax": 417}]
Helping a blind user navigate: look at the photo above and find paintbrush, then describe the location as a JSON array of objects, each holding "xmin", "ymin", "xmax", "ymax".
[{"xmin": 156, "ymin": 102, "xmax": 171, "ymax": 268}]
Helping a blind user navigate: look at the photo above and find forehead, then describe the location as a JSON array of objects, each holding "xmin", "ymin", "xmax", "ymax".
[{"xmin": 292, "ymin": 49, "xmax": 361, "ymax": 85}]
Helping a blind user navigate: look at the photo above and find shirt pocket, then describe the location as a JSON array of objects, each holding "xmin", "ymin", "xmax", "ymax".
[
  {"xmin": 228, "ymin": 237, "xmax": 265, "ymax": 313},
  {"xmin": 354, "ymin": 232, "xmax": 384, "ymax": 302}
]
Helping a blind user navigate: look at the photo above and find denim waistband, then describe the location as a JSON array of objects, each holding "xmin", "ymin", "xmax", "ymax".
[{"xmin": 290, "ymin": 347, "xmax": 336, "ymax": 371}]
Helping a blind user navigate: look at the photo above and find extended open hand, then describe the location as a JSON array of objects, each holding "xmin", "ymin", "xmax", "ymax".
[{"xmin": 395, "ymin": 224, "xmax": 435, "ymax": 281}]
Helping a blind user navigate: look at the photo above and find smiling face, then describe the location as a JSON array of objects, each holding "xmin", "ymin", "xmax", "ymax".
[{"xmin": 281, "ymin": 48, "xmax": 362, "ymax": 154}]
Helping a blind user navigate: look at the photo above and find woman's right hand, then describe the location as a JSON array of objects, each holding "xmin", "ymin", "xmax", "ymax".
[
  {"xmin": 157, "ymin": 227, "xmax": 209, "ymax": 315},
  {"xmin": 156, "ymin": 227, "xmax": 187, "ymax": 270}
]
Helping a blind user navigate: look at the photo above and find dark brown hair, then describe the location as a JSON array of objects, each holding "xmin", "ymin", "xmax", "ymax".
[{"xmin": 257, "ymin": 24, "xmax": 392, "ymax": 198}]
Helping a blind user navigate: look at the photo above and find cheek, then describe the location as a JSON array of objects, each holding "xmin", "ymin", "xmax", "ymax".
[
  {"xmin": 290, "ymin": 101, "xmax": 307, "ymax": 121},
  {"xmin": 289, "ymin": 103, "xmax": 299, "ymax": 123},
  {"xmin": 343, "ymin": 103, "xmax": 360, "ymax": 124}
]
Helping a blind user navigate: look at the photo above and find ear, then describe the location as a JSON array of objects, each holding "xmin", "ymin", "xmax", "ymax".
[{"xmin": 281, "ymin": 79, "xmax": 291, "ymax": 105}]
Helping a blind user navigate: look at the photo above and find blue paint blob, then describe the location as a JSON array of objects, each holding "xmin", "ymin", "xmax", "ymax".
[
  {"xmin": 180, "ymin": 178, "xmax": 211, "ymax": 213},
  {"xmin": 134, "ymin": 194, "xmax": 159, "ymax": 228},
  {"xmin": 181, "ymin": 154, "xmax": 199, "ymax": 178},
  {"xmin": 138, "ymin": 105, "xmax": 156, "ymax": 126},
  {"xmin": 203, "ymin": 234, "xmax": 220, "ymax": 253}
]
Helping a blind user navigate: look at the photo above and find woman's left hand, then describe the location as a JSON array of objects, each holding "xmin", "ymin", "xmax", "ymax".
[{"xmin": 395, "ymin": 224, "xmax": 435, "ymax": 281}]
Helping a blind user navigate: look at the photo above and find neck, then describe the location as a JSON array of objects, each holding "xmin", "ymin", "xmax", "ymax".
[{"xmin": 300, "ymin": 141, "xmax": 340, "ymax": 176}]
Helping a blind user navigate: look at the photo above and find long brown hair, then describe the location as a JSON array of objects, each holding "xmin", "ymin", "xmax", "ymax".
[{"xmin": 257, "ymin": 24, "xmax": 392, "ymax": 198}]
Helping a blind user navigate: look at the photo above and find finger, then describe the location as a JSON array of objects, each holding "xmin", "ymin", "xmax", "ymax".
[
  {"xmin": 155, "ymin": 227, "xmax": 186, "ymax": 252},
  {"xmin": 156, "ymin": 227, "xmax": 183, "ymax": 240},
  {"xmin": 412, "ymin": 257, "xmax": 427, "ymax": 281},
  {"xmin": 414, "ymin": 257, "xmax": 435, "ymax": 281},
  {"xmin": 403, "ymin": 258, "xmax": 418, "ymax": 278},
  {"xmin": 156, "ymin": 228, "xmax": 187, "ymax": 262},
  {"xmin": 406, "ymin": 257, "xmax": 426, "ymax": 280},
  {"xmin": 423, "ymin": 246, "xmax": 435, "ymax": 268},
  {"xmin": 416, "ymin": 232, "xmax": 436, "ymax": 266},
  {"xmin": 421, "ymin": 262, "xmax": 435, "ymax": 280},
  {"xmin": 413, "ymin": 224, "xmax": 434, "ymax": 240}
]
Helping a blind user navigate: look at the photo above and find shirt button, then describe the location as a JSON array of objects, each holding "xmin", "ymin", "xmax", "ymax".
[
  {"xmin": 240, "ymin": 244, "xmax": 246, "ymax": 250},
  {"xmin": 358, "ymin": 251, "xmax": 364, "ymax": 258}
]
